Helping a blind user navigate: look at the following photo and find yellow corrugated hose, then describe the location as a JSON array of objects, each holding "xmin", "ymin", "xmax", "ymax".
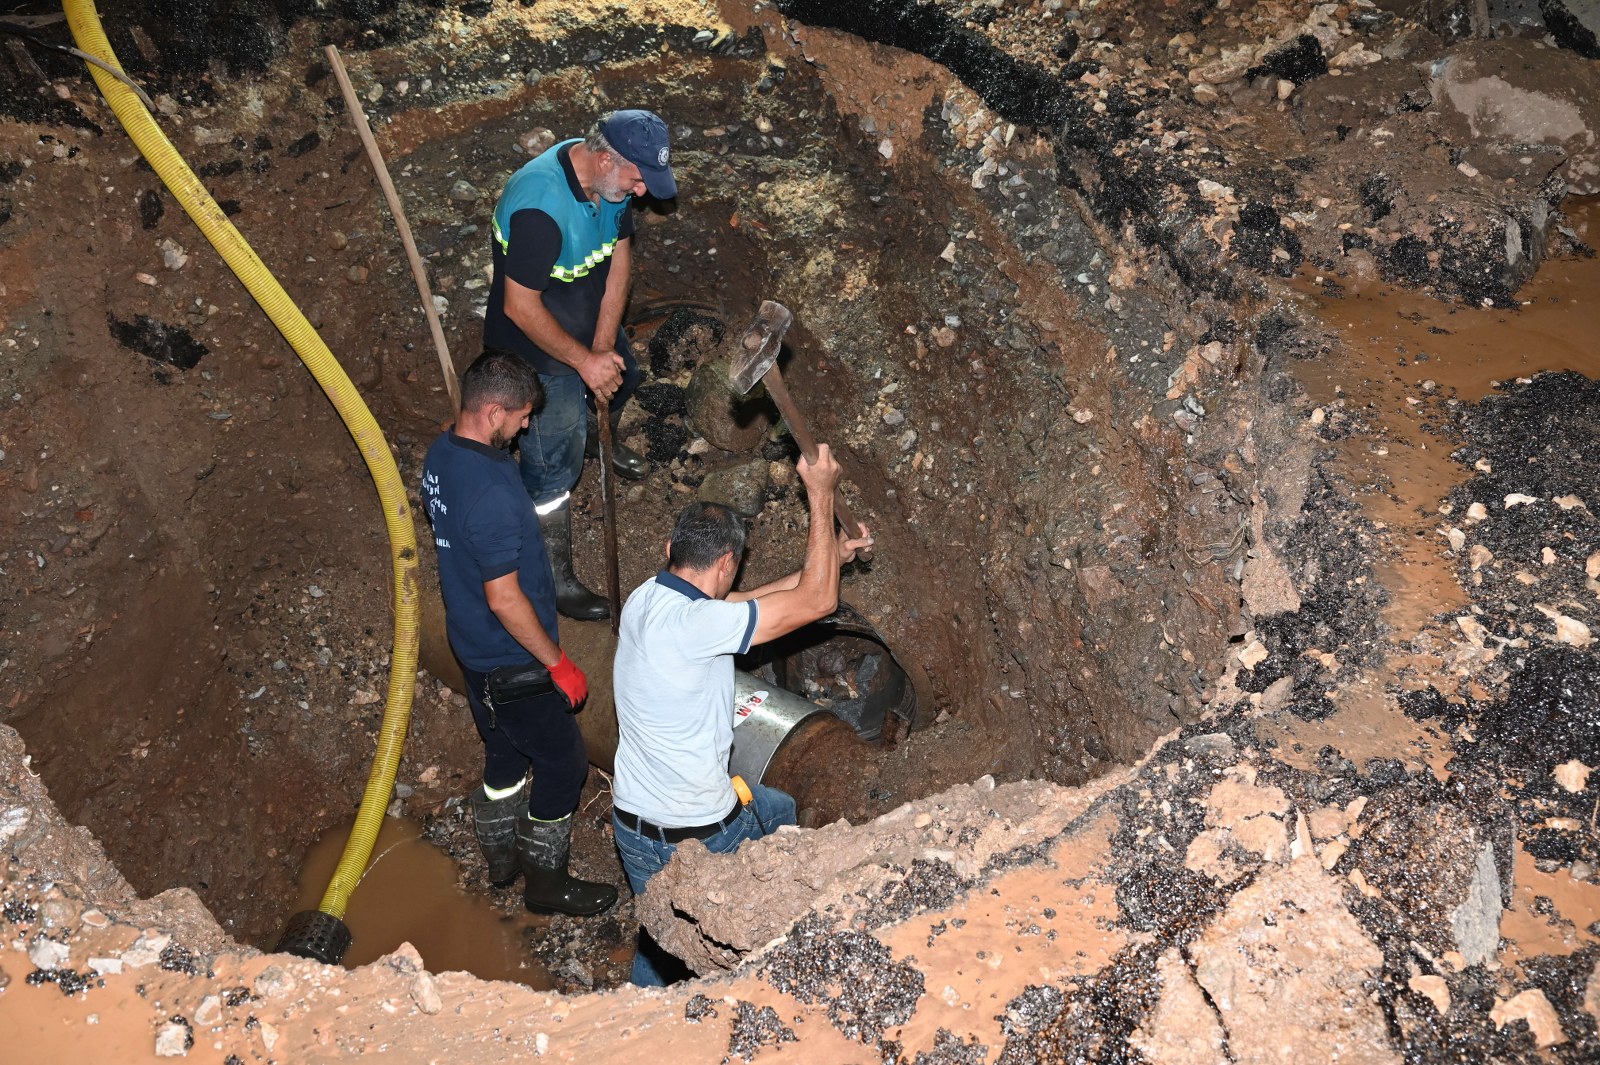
[{"xmin": 65, "ymin": 0, "xmax": 418, "ymax": 925}]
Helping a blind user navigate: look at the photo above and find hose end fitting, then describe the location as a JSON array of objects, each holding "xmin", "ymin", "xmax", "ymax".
[{"xmin": 275, "ymin": 909, "xmax": 353, "ymax": 965}]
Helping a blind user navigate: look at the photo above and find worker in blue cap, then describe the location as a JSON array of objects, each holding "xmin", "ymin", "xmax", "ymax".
[{"xmin": 485, "ymin": 110, "xmax": 678, "ymax": 621}]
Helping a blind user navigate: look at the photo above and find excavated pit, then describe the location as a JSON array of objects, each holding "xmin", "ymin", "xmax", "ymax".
[
  {"xmin": 1, "ymin": 0, "xmax": 1229, "ymax": 952},
  {"xmin": 2, "ymin": 0, "xmax": 1599, "ymax": 1060}
]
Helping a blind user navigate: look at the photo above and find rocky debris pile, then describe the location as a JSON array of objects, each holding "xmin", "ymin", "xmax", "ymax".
[
  {"xmin": 780, "ymin": 0, "xmax": 1598, "ymax": 304},
  {"xmin": 0, "ymin": 723, "xmax": 234, "ymax": 978},
  {"xmin": 1441, "ymin": 371, "xmax": 1599, "ymax": 662},
  {"xmin": 635, "ymin": 769, "xmax": 1132, "ymax": 974},
  {"xmin": 1393, "ymin": 371, "xmax": 1600, "ymax": 878},
  {"xmin": 1224, "ymin": 436, "xmax": 1387, "ymax": 721},
  {"xmin": 637, "ymin": 693, "xmax": 1600, "ymax": 1060}
]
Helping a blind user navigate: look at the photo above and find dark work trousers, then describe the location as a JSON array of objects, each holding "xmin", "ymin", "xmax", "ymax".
[{"xmin": 461, "ymin": 663, "xmax": 588, "ymax": 820}]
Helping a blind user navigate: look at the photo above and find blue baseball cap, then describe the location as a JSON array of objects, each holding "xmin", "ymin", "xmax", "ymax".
[{"xmin": 600, "ymin": 109, "xmax": 677, "ymax": 200}]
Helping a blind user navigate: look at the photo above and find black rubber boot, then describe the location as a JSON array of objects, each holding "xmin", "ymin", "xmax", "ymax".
[
  {"xmin": 536, "ymin": 501, "xmax": 610, "ymax": 621},
  {"xmin": 586, "ymin": 413, "xmax": 651, "ymax": 481},
  {"xmin": 470, "ymin": 781, "xmax": 526, "ymax": 888},
  {"xmin": 515, "ymin": 814, "xmax": 618, "ymax": 917}
]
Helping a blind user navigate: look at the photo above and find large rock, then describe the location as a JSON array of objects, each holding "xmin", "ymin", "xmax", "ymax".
[
  {"xmin": 1190, "ymin": 858, "xmax": 1399, "ymax": 1065},
  {"xmin": 684, "ymin": 355, "xmax": 778, "ymax": 453},
  {"xmin": 697, "ymin": 458, "xmax": 770, "ymax": 517},
  {"xmin": 1130, "ymin": 948, "xmax": 1227, "ymax": 1064},
  {"xmin": 634, "ymin": 773, "xmax": 1134, "ymax": 975},
  {"xmin": 1430, "ymin": 38, "xmax": 1600, "ymax": 193},
  {"xmin": 1345, "ymin": 793, "xmax": 1513, "ymax": 965}
]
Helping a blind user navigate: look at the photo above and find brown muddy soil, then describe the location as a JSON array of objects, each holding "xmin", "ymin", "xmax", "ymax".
[{"xmin": 2, "ymin": 0, "xmax": 1600, "ymax": 1061}]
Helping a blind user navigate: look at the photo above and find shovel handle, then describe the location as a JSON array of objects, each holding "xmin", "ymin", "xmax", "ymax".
[{"xmin": 761, "ymin": 366, "xmax": 874, "ymax": 563}]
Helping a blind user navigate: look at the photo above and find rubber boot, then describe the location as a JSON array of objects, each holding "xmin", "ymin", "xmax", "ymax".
[
  {"xmin": 470, "ymin": 781, "xmax": 526, "ymax": 888},
  {"xmin": 586, "ymin": 412, "xmax": 651, "ymax": 481},
  {"xmin": 515, "ymin": 814, "xmax": 618, "ymax": 917},
  {"xmin": 536, "ymin": 501, "xmax": 610, "ymax": 621}
]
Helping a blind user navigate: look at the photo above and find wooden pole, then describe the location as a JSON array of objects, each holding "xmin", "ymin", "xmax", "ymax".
[
  {"xmin": 595, "ymin": 415, "xmax": 622, "ymax": 633},
  {"xmin": 324, "ymin": 44, "xmax": 459, "ymax": 416}
]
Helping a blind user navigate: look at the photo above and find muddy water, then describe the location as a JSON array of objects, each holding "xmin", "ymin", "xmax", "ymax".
[
  {"xmin": 1293, "ymin": 197, "xmax": 1600, "ymax": 636},
  {"xmin": 291, "ymin": 816, "xmax": 553, "ymax": 988},
  {"xmin": 1500, "ymin": 846, "xmax": 1600, "ymax": 962}
]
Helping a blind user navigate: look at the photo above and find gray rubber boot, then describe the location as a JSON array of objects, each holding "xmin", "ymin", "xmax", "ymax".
[
  {"xmin": 535, "ymin": 501, "xmax": 610, "ymax": 622},
  {"xmin": 515, "ymin": 814, "xmax": 618, "ymax": 917},
  {"xmin": 470, "ymin": 781, "xmax": 526, "ymax": 888}
]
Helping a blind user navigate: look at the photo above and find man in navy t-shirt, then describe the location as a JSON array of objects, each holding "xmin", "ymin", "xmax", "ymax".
[
  {"xmin": 421, "ymin": 349, "xmax": 616, "ymax": 917},
  {"xmin": 485, "ymin": 109, "xmax": 677, "ymax": 622}
]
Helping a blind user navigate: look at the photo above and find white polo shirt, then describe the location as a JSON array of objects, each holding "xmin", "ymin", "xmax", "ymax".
[{"xmin": 612, "ymin": 570, "xmax": 759, "ymax": 827}]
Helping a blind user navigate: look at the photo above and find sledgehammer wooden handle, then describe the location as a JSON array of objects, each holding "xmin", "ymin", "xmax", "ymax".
[{"xmin": 760, "ymin": 366, "xmax": 874, "ymax": 563}]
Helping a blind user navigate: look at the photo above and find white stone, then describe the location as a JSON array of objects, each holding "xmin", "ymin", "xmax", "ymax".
[
  {"xmin": 1239, "ymin": 639, "xmax": 1269, "ymax": 670},
  {"xmin": 158, "ymin": 238, "xmax": 188, "ymax": 270},
  {"xmin": 1491, "ymin": 988, "xmax": 1566, "ymax": 1047},
  {"xmin": 28, "ymin": 937, "xmax": 70, "ymax": 970},
  {"xmin": 194, "ymin": 995, "xmax": 222, "ymax": 1027},
  {"xmin": 1505, "ymin": 493, "xmax": 1538, "ymax": 508},
  {"xmin": 1535, "ymin": 604, "xmax": 1593, "ymax": 647},
  {"xmin": 1456, "ymin": 615, "xmax": 1490, "ymax": 648},
  {"xmin": 155, "ymin": 1019, "xmax": 191, "ymax": 1057},
  {"xmin": 1554, "ymin": 760, "xmax": 1592, "ymax": 793},
  {"xmin": 411, "ymin": 971, "xmax": 443, "ymax": 1015}
]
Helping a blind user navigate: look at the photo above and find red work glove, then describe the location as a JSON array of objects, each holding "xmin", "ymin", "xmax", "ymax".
[{"xmin": 549, "ymin": 650, "xmax": 588, "ymax": 710}]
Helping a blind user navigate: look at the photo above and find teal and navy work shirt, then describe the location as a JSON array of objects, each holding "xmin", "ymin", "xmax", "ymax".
[{"xmin": 484, "ymin": 140, "xmax": 636, "ymax": 376}]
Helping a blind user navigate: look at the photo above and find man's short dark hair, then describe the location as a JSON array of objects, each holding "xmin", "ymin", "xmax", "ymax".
[
  {"xmin": 668, "ymin": 502, "xmax": 747, "ymax": 570},
  {"xmin": 460, "ymin": 349, "xmax": 543, "ymax": 413}
]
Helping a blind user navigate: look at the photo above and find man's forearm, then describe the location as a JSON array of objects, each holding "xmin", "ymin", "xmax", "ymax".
[
  {"xmin": 486, "ymin": 577, "xmax": 562, "ymax": 665},
  {"xmin": 507, "ymin": 296, "xmax": 593, "ymax": 372},
  {"xmin": 592, "ymin": 238, "xmax": 631, "ymax": 352},
  {"xmin": 729, "ymin": 570, "xmax": 801, "ymax": 603},
  {"xmin": 795, "ymin": 489, "xmax": 840, "ymax": 608}
]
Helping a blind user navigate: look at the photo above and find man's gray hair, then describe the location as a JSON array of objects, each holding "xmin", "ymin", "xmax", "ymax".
[
  {"xmin": 585, "ymin": 119, "xmax": 615, "ymax": 156},
  {"xmin": 460, "ymin": 349, "xmax": 543, "ymax": 413}
]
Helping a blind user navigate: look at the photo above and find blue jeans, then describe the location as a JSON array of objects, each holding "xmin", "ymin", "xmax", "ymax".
[
  {"xmin": 613, "ymin": 784, "xmax": 796, "ymax": 986},
  {"xmin": 517, "ymin": 336, "xmax": 641, "ymax": 508}
]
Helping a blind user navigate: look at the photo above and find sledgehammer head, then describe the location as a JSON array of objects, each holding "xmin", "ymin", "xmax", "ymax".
[{"xmin": 727, "ymin": 300, "xmax": 794, "ymax": 396}]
